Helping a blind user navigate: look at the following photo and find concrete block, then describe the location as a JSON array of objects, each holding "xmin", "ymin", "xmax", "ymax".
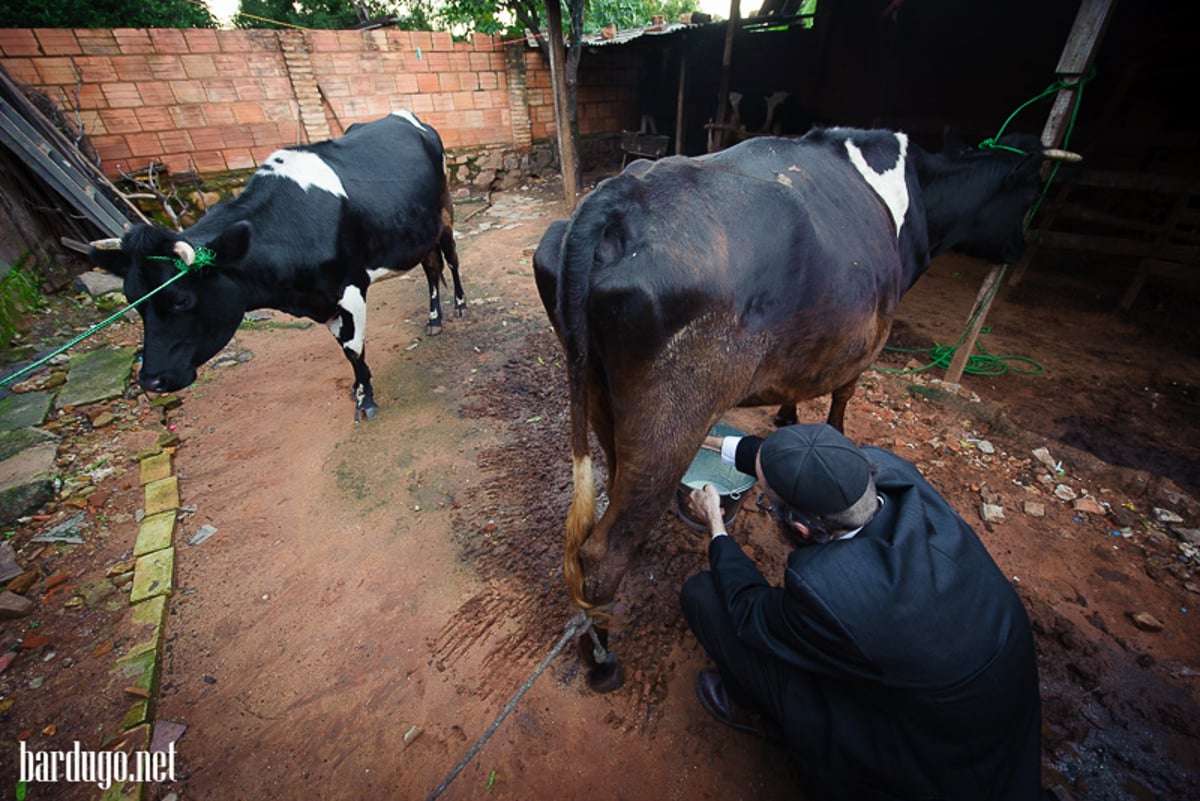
[
  {"xmin": 143, "ymin": 476, "xmax": 180, "ymax": 516},
  {"xmin": 134, "ymin": 511, "xmax": 175, "ymax": 557},
  {"xmin": 139, "ymin": 451, "xmax": 173, "ymax": 485},
  {"xmin": 130, "ymin": 547, "xmax": 174, "ymax": 603}
]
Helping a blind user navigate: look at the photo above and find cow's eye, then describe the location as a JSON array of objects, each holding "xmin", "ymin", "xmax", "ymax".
[{"xmin": 170, "ymin": 294, "xmax": 195, "ymax": 313}]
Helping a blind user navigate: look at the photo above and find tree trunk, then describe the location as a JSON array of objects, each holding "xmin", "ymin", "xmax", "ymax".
[{"xmin": 544, "ymin": 0, "xmax": 580, "ymax": 210}]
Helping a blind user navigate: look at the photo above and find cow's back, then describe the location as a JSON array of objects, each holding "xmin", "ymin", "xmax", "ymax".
[
  {"xmin": 205, "ymin": 111, "xmax": 448, "ymax": 278},
  {"xmin": 561, "ymin": 137, "xmax": 913, "ymax": 366},
  {"xmin": 313, "ymin": 113, "xmax": 447, "ymax": 261}
]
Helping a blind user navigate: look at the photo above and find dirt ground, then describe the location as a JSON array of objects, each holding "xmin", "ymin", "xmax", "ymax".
[{"xmin": 2, "ymin": 176, "xmax": 1199, "ymax": 801}]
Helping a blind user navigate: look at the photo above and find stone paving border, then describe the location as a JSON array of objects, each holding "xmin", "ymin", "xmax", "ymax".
[{"xmin": 99, "ymin": 449, "xmax": 178, "ymax": 801}]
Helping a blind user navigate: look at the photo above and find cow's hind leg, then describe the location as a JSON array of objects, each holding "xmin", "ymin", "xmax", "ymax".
[
  {"xmin": 773, "ymin": 375, "xmax": 860, "ymax": 430},
  {"xmin": 328, "ymin": 284, "xmax": 378, "ymax": 421},
  {"xmin": 421, "ymin": 249, "xmax": 447, "ymax": 336},
  {"xmin": 574, "ymin": 360, "xmax": 755, "ymax": 691},
  {"xmin": 772, "ymin": 403, "xmax": 798, "ymax": 427},
  {"xmin": 440, "ymin": 226, "xmax": 467, "ymax": 319},
  {"xmin": 825, "ymin": 376, "xmax": 859, "ymax": 433},
  {"xmin": 439, "ymin": 176, "xmax": 467, "ymax": 320}
]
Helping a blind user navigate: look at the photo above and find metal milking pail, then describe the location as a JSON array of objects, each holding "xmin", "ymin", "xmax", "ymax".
[{"xmin": 674, "ymin": 422, "xmax": 758, "ymax": 531}]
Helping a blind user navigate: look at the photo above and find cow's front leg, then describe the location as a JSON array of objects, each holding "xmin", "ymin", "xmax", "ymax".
[{"xmin": 327, "ymin": 284, "xmax": 377, "ymax": 421}]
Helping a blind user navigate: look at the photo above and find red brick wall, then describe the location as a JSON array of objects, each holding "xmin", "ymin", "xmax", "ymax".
[{"xmin": 0, "ymin": 27, "xmax": 641, "ymax": 180}]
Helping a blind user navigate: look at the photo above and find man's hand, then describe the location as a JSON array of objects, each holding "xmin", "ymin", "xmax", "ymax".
[
  {"xmin": 701, "ymin": 435, "xmax": 723, "ymax": 453},
  {"xmin": 687, "ymin": 484, "xmax": 726, "ymax": 537}
]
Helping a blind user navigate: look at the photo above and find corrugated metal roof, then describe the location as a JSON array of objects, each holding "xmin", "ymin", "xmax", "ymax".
[{"xmin": 579, "ymin": 21, "xmax": 698, "ymax": 48}]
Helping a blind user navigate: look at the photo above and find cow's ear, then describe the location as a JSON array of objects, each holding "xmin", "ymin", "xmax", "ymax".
[
  {"xmin": 941, "ymin": 126, "xmax": 971, "ymax": 157},
  {"xmin": 87, "ymin": 240, "xmax": 134, "ymax": 277},
  {"xmin": 208, "ymin": 221, "xmax": 252, "ymax": 267}
]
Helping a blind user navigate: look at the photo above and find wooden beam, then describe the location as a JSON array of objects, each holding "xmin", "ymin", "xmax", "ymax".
[
  {"xmin": 711, "ymin": 0, "xmax": 740, "ymax": 152},
  {"xmin": 1011, "ymin": 0, "xmax": 1118, "ymax": 286},
  {"xmin": 674, "ymin": 37, "xmax": 688, "ymax": 156},
  {"xmin": 1041, "ymin": 0, "xmax": 1117, "ymax": 150},
  {"xmin": 544, "ymin": 0, "xmax": 579, "ymax": 212},
  {"xmin": 949, "ymin": 0, "xmax": 1116, "ymax": 382},
  {"xmin": 944, "ymin": 264, "xmax": 1006, "ymax": 385}
]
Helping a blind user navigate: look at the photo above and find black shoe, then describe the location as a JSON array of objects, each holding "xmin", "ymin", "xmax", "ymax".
[{"xmin": 694, "ymin": 668, "xmax": 783, "ymax": 742}]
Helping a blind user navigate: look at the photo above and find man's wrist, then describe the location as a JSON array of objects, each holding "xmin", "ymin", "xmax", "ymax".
[{"xmin": 711, "ymin": 529, "xmax": 728, "ymax": 540}]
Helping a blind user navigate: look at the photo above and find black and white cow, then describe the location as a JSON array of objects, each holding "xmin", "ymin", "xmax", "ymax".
[
  {"xmin": 89, "ymin": 110, "xmax": 464, "ymax": 421},
  {"xmin": 533, "ymin": 126, "xmax": 1078, "ymax": 689}
]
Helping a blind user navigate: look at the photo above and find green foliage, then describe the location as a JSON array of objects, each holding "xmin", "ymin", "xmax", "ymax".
[
  {"xmin": 0, "ymin": 0, "xmax": 216, "ymax": 28},
  {"xmin": 585, "ymin": 0, "xmax": 699, "ymax": 32},
  {"xmin": 0, "ymin": 262, "xmax": 45, "ymax": 352},
  {"xmin": 235, "ymin": 0, "xmax": 437, "ymax": 30},
  {"xmin": 436, "ymin": 0, "xmax": 512, "ymax": 37}
]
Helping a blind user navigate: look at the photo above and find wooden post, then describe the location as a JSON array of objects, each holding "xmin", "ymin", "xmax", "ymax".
[
  {"xmin": 1040, "ymin": 0, "xmax": 1116, "ymax": 150},
  {"xmin": 545, "ymin": 0, "xmax": 579, "ymax": 212},
  {"xmin": 1010, "ymin": 0, "xmax": 1116, "ymax": 286},
  {"xmin": 944, "ymin": 264, "xmax": 1006, "ymax": 385},
  {"xmin": 711, "ymin": 0, "xmax": 740, "ymax": 152},
  {"xmin": 946, "ymin": 0, "xmax": 1116, "ymax": 383},
  {"xmin": 674, "ymin": 37, "xmax": 688, "ymax": 155}
]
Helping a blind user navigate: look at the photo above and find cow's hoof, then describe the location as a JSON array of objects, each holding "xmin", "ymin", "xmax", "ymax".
[
  {"xmin": 454, "ymin": 304, "xmax": 466, "ymax": 319},
  {"xmin": 355, "ymin": 404, "xmax": 378, "ymax": 422},
  {"xmin": 425, "ymin": 322, "xmax": 443, "ymax": 336},
  {"xmin": 587, "ymin": 656, "xmax": 624, "ymax": 693}
]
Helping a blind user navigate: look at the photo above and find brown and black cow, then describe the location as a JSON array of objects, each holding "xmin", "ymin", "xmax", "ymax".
[{"xmin": 533, "ymin": 127, "xmax": 1077, "ymax": 689}]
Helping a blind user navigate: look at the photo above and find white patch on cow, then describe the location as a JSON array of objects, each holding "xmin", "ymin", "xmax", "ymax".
[
  {"xmin": 366, "ymin": 267, "xmax": 397, "ymax": 283},
  {"xmin": 257, "ymin": 150, "xmax": 346, "ymax": 198},
  {"xmin": 335, "ymin": 285, "xmax": 367, "ymax": 355},
  {"xmin": 844, "ymin": 133, "xmax": 909, "ymax": 239},
  {"xmin": 391, "ymin": 109, "xmax": 426, "ymax": 131}
]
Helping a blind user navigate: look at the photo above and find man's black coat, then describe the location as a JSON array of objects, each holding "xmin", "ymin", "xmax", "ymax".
[{"xmin": 708, "ymin": 445, "xmax": 1041, "ymax": 800}]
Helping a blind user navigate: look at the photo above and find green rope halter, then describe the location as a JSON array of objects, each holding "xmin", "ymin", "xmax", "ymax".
[{"xmin": 0, "ymin": 245, "xmax": 216, "ymax": 389}]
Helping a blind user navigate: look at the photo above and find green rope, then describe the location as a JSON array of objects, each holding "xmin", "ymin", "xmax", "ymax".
[
  {"xmin": 877, "ymin": 264, "xmax": 1044, "ymax": 377},
  {"xmin": 978, "ymin": 69, "xmax": 1094, "ymax": 225},
  {"xmin": 879, "ymin": 331, "xmax": 1045, "ymax": 377},
  {"xmin": 0, "ymin": 246, "xmax": 215, "ymax": 389}
]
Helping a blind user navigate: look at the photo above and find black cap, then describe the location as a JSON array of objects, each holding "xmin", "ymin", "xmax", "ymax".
[{"xmin": 759, "ymin": 424, "xmax": 871, "ymax": 515}]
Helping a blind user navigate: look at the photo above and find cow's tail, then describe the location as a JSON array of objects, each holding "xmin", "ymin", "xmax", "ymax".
[{"xmin": 559, "ymin": 195, "xmax": 620, "ymax": 615}]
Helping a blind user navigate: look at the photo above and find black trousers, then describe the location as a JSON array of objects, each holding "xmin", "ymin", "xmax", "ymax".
[{"xmin": 680, "ymin": 571, "xmax": 832, "ymax": 755}]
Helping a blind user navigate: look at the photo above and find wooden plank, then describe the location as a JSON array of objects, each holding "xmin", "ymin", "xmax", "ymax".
[
  {"xmin": 1057, "ymin": 168, "xmax": 1197, "ymax": 195},
  {"xmin": 674, "ymin": 38, "xmax": 687, "ymax": 156},
  {"xmin": 971, "ymin": 0, "xmax": 1114, "ymax": 377},
  {"xmin": 0, "ymin": 102, "xmax": 131, "ymax": 236},
  {"xmin": 0, "ymin": 65, "xmax": 147, "ymax": 228},
  {"xmin": 1042, "ymin": 0, "xmax": 1117, "ymax": 149},
  {"xmin": 711, "ymin": 0, "xmax": 739, "ymax": 152},
  {"xmin": 1054, "ymin": 203, "xmax": 1167, "ymax": 237},
  {"xmin": 1032, "ymin": 230, "xmax": 1200, "ymax": 263},
  {"xmin": 944, "ymin": 264, "xmax": 1006, "ymax": 385},
  {"xmin": 1054, "ymin": 203, "xmax": 1200, "ymax": 244}
]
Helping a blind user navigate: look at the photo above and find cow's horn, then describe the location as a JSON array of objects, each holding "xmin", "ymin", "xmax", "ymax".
[
  {"xmin": 89, "ymin": 237, "xmax": 123, "ymax": 251},
  {"xmin": 173, "ymin": 240, "xmax": 196, "ymax": 266},
  {"xmin": 1043, "ymin": 148, "xmax": 1082, "ymax": 163}
]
